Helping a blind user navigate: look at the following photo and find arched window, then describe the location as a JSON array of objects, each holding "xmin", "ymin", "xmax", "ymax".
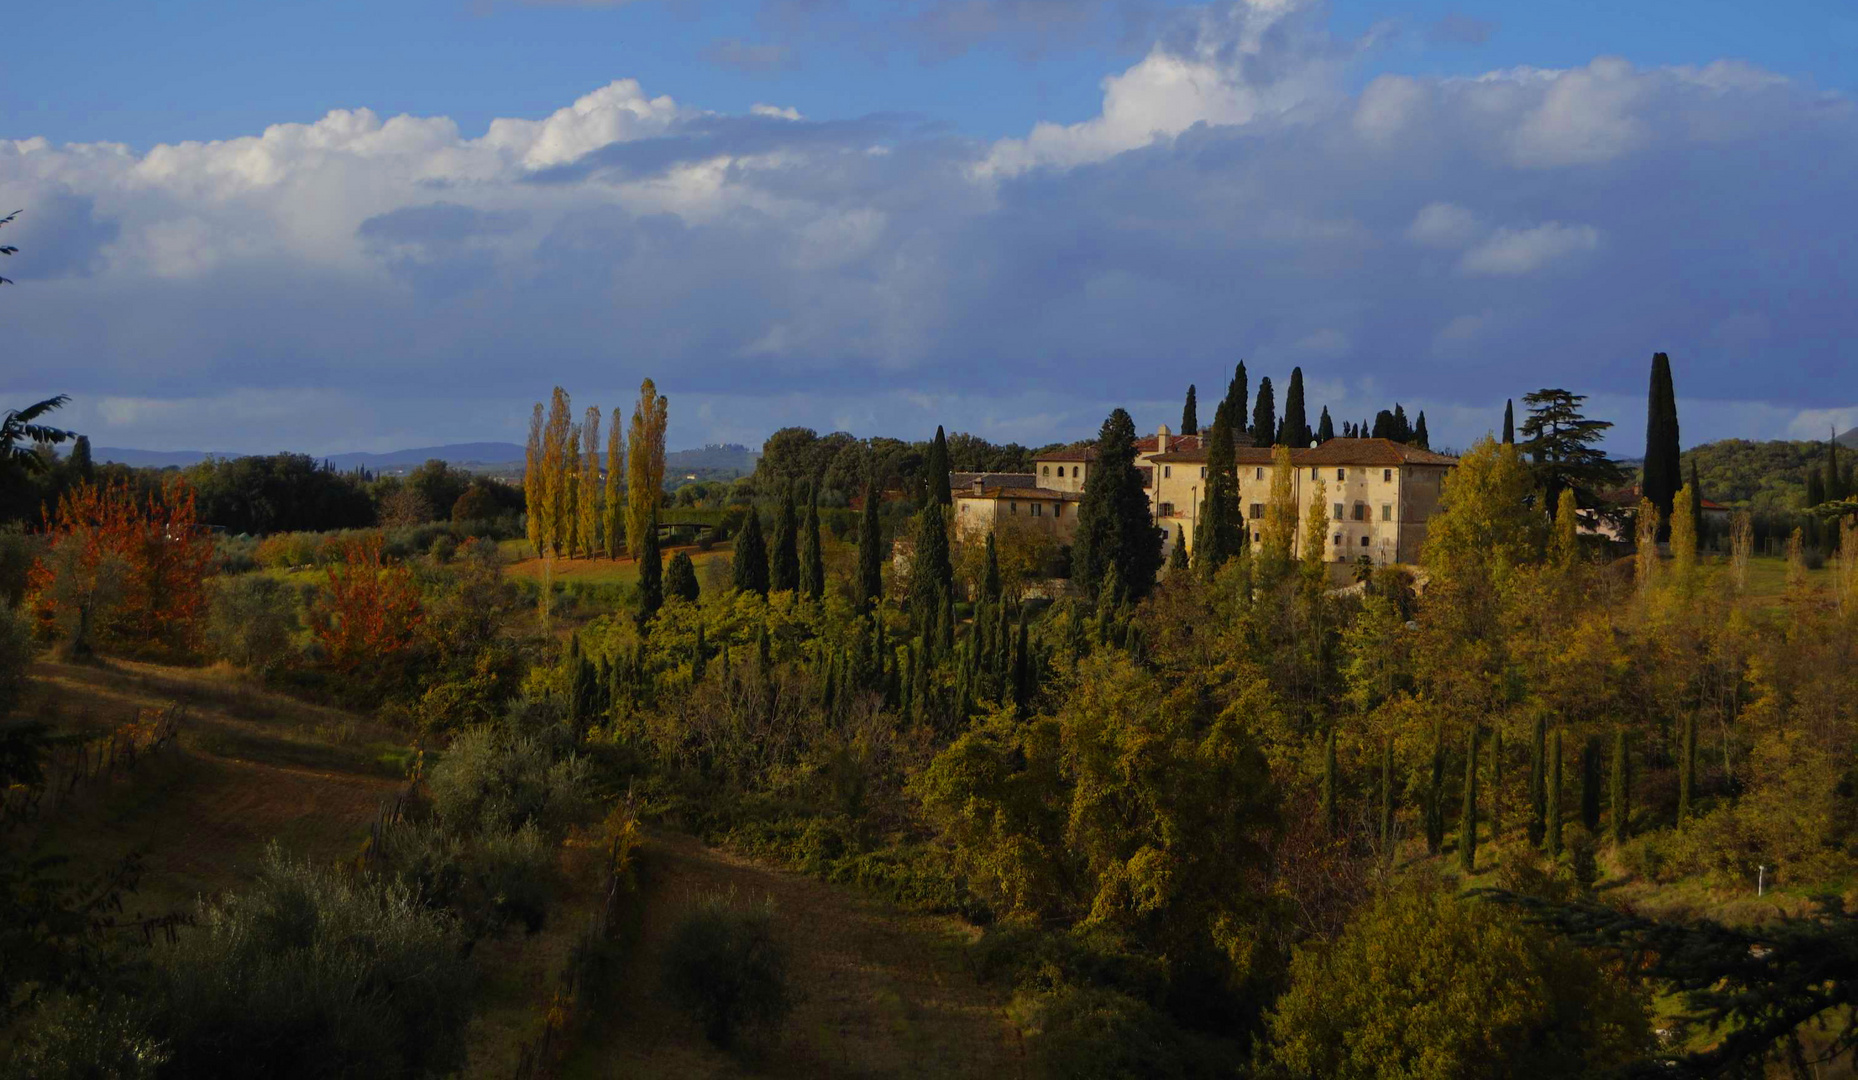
[
  {"xmin": 1042, "ymin": 465, "xmax": 1050, "ymax": 476},
  {"xmin": 1056, "ymin": 466, "xmax": 1065, "ymax": 478}
]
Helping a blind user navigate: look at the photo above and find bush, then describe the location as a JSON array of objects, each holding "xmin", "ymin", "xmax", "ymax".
[
  {"xmin": 1, "ymin": 993, "xmax": 168, "ymax": 1080},
  {"xmin": 211, "ymin": 534, "xmax": 260, "ymax": 575},
  {"xmin": 425, "ymin": 725, "xmax": 590, "ymax": 836},
  {"xmin": 661, "ymin": 892, "xmax": 793, "ymax": 1050},
  {"xmin": 428, "ymin": 534, "xmax": 458, "ymax": 564},
  {"xmin": 373, "ymin": 820, "xmax": 558, "ymax": 938},
  {"xmin": 0, "ymin": 601, "xmax": 33, "ymax": 717},
  {"xmin": 1009, "ymin": 985, "xmax": 1230, "ymax": 1080},
  {"xmin": 150, "ymin": 849, "xmax": 473, "ymax": 1079},
  {"xmin": 0, "ymin": 527, "xmax": 42, "ymax": 608},
  {"xmin": 205, "ymin": 573, "xmax": 299, "ymax": 670}
]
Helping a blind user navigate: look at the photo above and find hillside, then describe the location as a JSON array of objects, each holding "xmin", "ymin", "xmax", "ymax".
[{"xmin": 1676, "ymin": 437, "xmax": 1833, "ymax": 516}]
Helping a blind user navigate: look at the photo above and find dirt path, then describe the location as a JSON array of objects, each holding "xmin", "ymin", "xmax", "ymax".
[{"xmin": 566, "ymin": 830, "xmax": 1022, "ymax": 1080}]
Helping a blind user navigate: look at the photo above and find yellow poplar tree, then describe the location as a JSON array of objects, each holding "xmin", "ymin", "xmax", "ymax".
[
  {"xmin": 541, "ymin": 387, "xmax": 573, "ymax": 558},
  {"xmin": 1634, "ymin": 497, "xmax": 1660, "ymax": 596},
  {"xmin": 565, "ymin": 419, "xmax": 582, "ymax": 557},
  {"xmin": 625, "ymin": 378, "xmax": 668, "ymax": 560},
  {"xmin": 1302, "ymin": 473, "xmax": 1329, "ymax": 574},
  {"xmin": 1551, "ymin": 488, "xmax": 1580, "ymax": 570},
  {"xmin": 578, "ymin": 406, "xmax": 601, "ymax": 559},
  {"xmin": 604, "ymin": 407, "xmax": 625, "ymax": 559},
  {"xmin": 1669, "ymin": 483, "xmax": 1697, "ymax": 585},
  {"xmin": 1262, "ymin": 444, "xmax": 1299, "ymax": 566},
  {"xmin": 524, "ymin": 402, "xmax": 545, "ymax": 557}
]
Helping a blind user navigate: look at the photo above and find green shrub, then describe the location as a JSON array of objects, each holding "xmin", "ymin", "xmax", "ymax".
[
  {"xmin": 1009, "ymin": 985, "xmax": 1229, "ymax": 1080},
  {"xmin": 425, "ymin": 725, "xmax": 590, "ymax": 835},
  {"xmin": 661, "ymin": 891, "xmax": 793, "ymax": 1050},
  {"xmin": 374, "ymin": 820, "xmax": 558, "ymax": 938},
  {"xmin": 211, "ymin": 535, "xmax": 260, "ymax": 575},
  {"xmin": 0, "ymin": 601, "xmax": 33, "ymax": 717},
  {"xmin": 204, "ymin": 573, "xmax": 299, "ymax": 670},
  {"xmin": 428, "ymin": 534, "xmax": 458, "ymax": 564},
  {"xmin": 150, "ymin": 848, "xmax": 473, "ymax": 1079},
  {"xmin": 0, "ymin": 527, "xmax": 42, "ymax": 608},
  {"xmin": 1, "ymin": 993, "xmax": 168, "ymax": 1080}
]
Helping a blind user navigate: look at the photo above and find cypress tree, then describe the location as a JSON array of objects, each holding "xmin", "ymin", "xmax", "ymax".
[
  {"xmin": 1489, "ymin": 727, "xmax": 1502, "ymax": 838},
  {"xmin": 1380, "ymin": 741, "xmax": 1395, "ymax": 865},
  {"xmin": 1167, "ymin": 526, "xmax": 1188, "ymax": 573},
  {"xmin": 1528, "ymin": 713, "xmax": 1547, "ymax": 847},
  {"xmin": 1181, "ymin": 384, "xmax": 1199, "ymax": 436},
  {"xmin": 909, "ymin": 504, "xmax": 952, "ymax": 635},
  {"xmin": 1426, "ymin": 718, "xmax": 1446, "ymax": 856},
  {"xmin": 1413, "ymin": 412, "xmax": 1430, "ymax": 451},
  {"xmin": 1321, "ymin": 726, "xmax": 1338, "ymax": 838},
  {"xmin": 666, "ymin": 550, "xmax": 699, "ymax": 604},
  {"xmin": 924, "ymin": 425, "xmax": 952, "ymax": 506},
  {"xmin": 732, "ymin": 511, "xmax": 769, "ymax": 596},
  {"xmin": 857, "ymin": 476, "xmax": 885, "ymax": 611},
  {"xmin": 800, "ymin": 483, "xmax": 825, "ymax": 600},
  {"xmin": 1610, "ymin": 727, "xmax": 1630, "ymax": 844},
  {"xmin": 1280, "ymin": 367, "xmax": 1310, "ymax": 448},
  {"xmin": 1547, "ymin": 729, "xmax": 1564, "ymax": 858},
  {"xmin": 1502, "ymin": 399, "xmax": 1515, "ymax": 445},
  {"xmin": 692, "ymin": 624, "xmax": 707, "ymax": 683},
  {"xmin": 1392, "ymin": 403, "xmax": 1411, "ymax": 443},
  {"xmin": 1217, "ymin": 360, "xmax": 1249, "ymax": 437},
  {"xmin": 756, "ymin": 623, "xmax": 771, "ymax": 674},
  {"xmin": 983, "ymin": 532, "xmax": 1002, "ymax": 602},
  {"xmin": 719, "ymin": 637, "xmax": 731, "ymax": 686},
  {"xmin": 994, "ymin": 601, "xmax": 1011, "ymax": 686},
  {"xmin": 1195, "ymin": 411, "xmax": 1239, "ymax": 576},
  {"xmin": 770, "ymin": 482, "xmax": 800, "ymax": 593},
  {"xmin": 1460, "ymin": 726, "xmax": 1478, "ymax": 873},
  {"xmin": 1252, "ymin": 376, "xmax": 1277, "ymax": 448},
  {"xmin": 911, "ymin": 635, "xmax": 930, "ymax": 724},
  {"xmin": 941, "ymin": 589, "xmax": 955, "ymax": 656},
  {"xmin": 1072, "ymin": 408, "xmax": 1164, "ymax": 602},
  {"xmin": 1012, "ymin": 608, "xmax": 1032, "ymax": 710},
  {"xmin": 1643, "ymin": 352, "xmax": 1682, "ymax": 529},
  {"xmin": 1316, "ymin": 407, "xmax": 1334, "ymax": 444},
  {"xmin": 67, "ymin": 435, "xmax": 94, "ymax": 484},
  {"xmin": 1678, "ymin": 713, "xmax": 1696, "ymax": 825},
  {"xmin": 1580, "ymin": 736, "xmax": 1602, "ymax": 834},
  {"xmin": 636, "ymin": 506, "xmax": 663, "ymax": 627},
  {"xmin": 899, "ymin": 641, "xmax": 914, "ymax": 720}
]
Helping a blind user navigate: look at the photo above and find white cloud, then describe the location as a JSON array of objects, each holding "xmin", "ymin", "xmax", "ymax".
[
  {"xmin": 1406, "ymin": 202, "xmax": 1481, "ymax": 249},
  {"xmin": 1458, "ymin": 221, "xmax": 1601, "ymax": 276},
  {"xmin": 750, "ymin": 104, "xmax": 804, "ymax": 120}
]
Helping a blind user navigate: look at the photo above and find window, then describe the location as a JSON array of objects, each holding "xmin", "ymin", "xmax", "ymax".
[
  {"xmin": 1360, "ymin": 535, "xmax": 1370, "ymax": 547},
  {"xmin": 1200, "ymin": 467, "xmax": 1206, "ymax": 479},
  {"xmin": 1163, "ymin": 465, "xmax": 1172, "ymax": 479},
  {"xmin": 960, "ymin": 504, "xmax": 968, "ymax": 514},
  {"xmin": 1253, "ymin": 532, "xmax": 1261, "ymax": 543},
  {"xmin": 1255, "ymin": 467, "xmax": 1264, "ymax": 481},
  {"xmin": 1158, "ymin": 502, "xmax": 1175, "ymax": 517},
  {"xmin": 1077, "ymin": 466, "xmax": 1084, "ymax": 480},
  {"xmin": 1042, "ymin": 465, "xmax": 1049, "ymax": 476},
  {"xmin": 1055, "ymin": 504, "xmax": 1064, "ymax": 518},
  {"xmin": 1383, "ymin": 469, "xmax": 1392, "ymax": 482},
  {"xmin": 1249, "ymin": 503, "xmax": 1264, "ymax": 520},
  {"xmin": 1011, "ymin": 502, "xmax": 1019, "ymax": 514},
  {"xmin": 1336, "ymin": 468, "xmax": 1345, "ymax": 482},
  {"xmin": 1353, "ymin": 502, "xmax": 1367, "ymax": 522},
  {"xmin": 1032, "ymin": 503, "xmax": 1043, "ymax": 517},
  {"xmin": 1333, "ymin": 503, "xmax": 1343, "ymax": 521},
  {"xmin": 1310, "ymin": 467, "xmax": 1319, "ymax": 480},
  {"xmin": 1056, "ymin": 466, "xmax": 1065, "ymax": 478},
  {"xmin": 1333, "ymin": 533, "xmax": 1342, "ymax": 546},
  {"xmin": 1381, "ymin": 504, "xmax": 1391, "ymax": 521}
]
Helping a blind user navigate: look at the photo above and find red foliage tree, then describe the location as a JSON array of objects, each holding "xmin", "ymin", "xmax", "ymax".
[
  {"xmin": 308, "ymin": 532, "xmax": 423, "ymax": 674},
  {"xmin": 29, "ymin": 477, "xmax": 214, "ymax": 655}
]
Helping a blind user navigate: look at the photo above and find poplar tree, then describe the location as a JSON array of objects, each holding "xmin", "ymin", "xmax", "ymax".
[
  {"xmin": 1678, "ymin": 713, "xmax": 1696, "ymax": 825},
  {"xmin": 1260, "ymin": 444, "xmax": 1298, "ymax": 569},
  {"xmin": 1426, "ymin": 718, "xmax": 1446, "ymax": 856},
  {"xmin": 524, "ymin": 402, "xmax": 545, "ymax": 557},
  {"xmin": 626, "ymin": 378, "xmax": 669, "ymax": 561},
  {"xmin": 578, "ymin": 405, "xmax": 601, "ymax": 559},
  {"xmin": 1321, "ymin": 726, "xmax": 1338, "ymax": 838},
  {"xmin": 1072, "ymin": 408, "xmax": 1163, "ymax": 602},
  {"xmin": 1502, "ymin": 399, "xmax": 1515, "ymax": 445},
  {"xmin": 1280, "ymin": 367, "xmax": 1310, "ymax": 448},
  {"xmin": 1181, "ymin": 384, "xmax": 1199, "ymax": 436},
  {"xmin": 604, "ymin": 407, "xmax": 625, "ymax": 558},
  {"xmin": 1528, "ymin": 713, "xmax": 1547, "ymax": 847},
  {"xmin": 1688, "ymin": 459, "xmax": 1706, "ymax": 545},
  {"xmin": 857, "ymin": 476, "xmax": 885, "ymax": 611},
  {"xmin": 1316, "ymin": 406, "xmax": 1334, "ymax": 444},
  {"xmin": 666, "ymin": 550, "xmax": 699, "ymax": 604},
  {"xmin": 1195, "ymin": 411, "xmax": 1239, "ymax": 577},
  {"xmin": 923, "ymin": 425, "xmax": 952, "ymax": 506},
  {"xmin": 1252, "ymin": 376, "xmax": 1277, "ymax": 448},
  {"xmin": 1547, "ymin": 730, "xmax": 1564, "ymax": 858},
  {"xmin": 542, "ymin": 387, "xmax": 573, "ymax": 557},
  {"xmin": 1610, "ymin": 727, "xmax": 1630, "ymax": 844},
  {"xmin": 770, "ymin": 482, "xmax": 800, "ymax": 593},
  {"xmin": 1461, "ymin": 726, "xmax": 1478, "ymax": 872},
  {"xmin": 733, "ymin": 511, "xmax": 769, "ymax": 595},
  {"xmin": 800, "ymin": 483, "xmax": 825, "ymax": 600},
  {"xmin": 636, "ymin": 506, "xmax": 662, "ymax": 627},
  {"xmin": 1642, "ymin": 352, "xmax": 1682, "ymax": 530},
  {"xmin": 1671, "ymin": 483, "xmax": 1698, "ymax": 581}
]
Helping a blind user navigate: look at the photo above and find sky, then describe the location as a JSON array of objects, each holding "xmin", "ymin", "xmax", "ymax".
[{"xmin": 3, "ymin": 0, "xmax": 1856, "ymax": 456}]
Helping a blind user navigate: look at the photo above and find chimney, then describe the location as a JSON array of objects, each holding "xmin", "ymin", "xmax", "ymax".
[{"xmin": 1156, "ymin": 422, "xmax": 1171, "ymax": 455}]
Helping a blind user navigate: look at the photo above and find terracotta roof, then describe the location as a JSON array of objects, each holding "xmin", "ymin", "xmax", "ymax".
[
  {"xmin": 955, "ymin": 486, "xmax": 1084, "ymax": 501},
  {"xmin": 1151, "ymin": 437, "xmax": 1457, "ymax": 467},
  {"xmin": 952, "ymin": 471, "xmax": 1036, "ymax": 489},
  {"xmin": 1034, "ymin": 433, "xmax": 1206, "ymax": 462},
  {"xmin": 1601, "ymin": 482, "xmax": 1728, "ymax": 511}
]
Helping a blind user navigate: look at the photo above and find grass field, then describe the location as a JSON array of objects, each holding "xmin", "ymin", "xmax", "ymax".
[{"xmin": 499, "ymin": 542, "xmax": 733, "ymax": 587}]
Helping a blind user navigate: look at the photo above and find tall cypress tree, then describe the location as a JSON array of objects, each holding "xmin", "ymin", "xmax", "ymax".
[
  {"xmin": 800, "ymin": 483, "xmax": 825, "ymax": 600},
  {"xmin": 1316, "ymin": 406, "xmax": 1334, "ymax": 444},
  {"xmin": 924, "ymin": 425, "xmax": 952, "ymax": 506},
  {"xmin": 1502, "ymin": 399, "xmax": 1515, "ymax": 445},
  {"xmin": 1489, "ymin": 727, "xmax": 1502, "ymax": 839},
  {"xmin": 1460, "ymin": 726, "xmax": 1478, "ymax": 873},
  {"xmin": 1168, "ymin": 526, "xmax": 1189, "ymax": 573},
  {"xmin": 909, "ymin": 504, "xmax": 952, "ymax": 635},
  {"xmin": 1413, "ymin": 412, "xmax": 1430, "ymax": 451},
  {"xmin": 636, "ymin": 506, "xmax": 663, "ymax": 627},
  {"xmin": 857, "ymin": 476, "xmax": 885, "ymax": 611},
  {"xmin": 733, "ymin": 511, "xmax": 769, "ymax": 596},
  {"xmin": 1073, "ymin": 408, "xmax": 1164, "ymax": 602},
  {"xmin": 1321, "ymin": 726, "xmax": 1338, "ymax": 838},
  {"xmin": 1580, "ymin": 736, "xmax": 1602, "ymax": 834},
  {"xmin": 1547, "ymin": 729, "xmax": 1564, "ymax": 858},
  {"xmin": 1252, "ymin": 377, "xmax": 1277, "ymax": 448},
  {"xmin": 1280, "ymin": 367, "xmax": 1310, "ymax": 449},
  {"xmin": 67, "ymin": 435, "xmax": 94, "ymax": 484},
  {"xmin": 1380, "ymin": 741, "xmax": 1395, "ymax": 865},
  {"xmin": 1678, "ymin": 712, "xmax": 1696, "ymax": 825},
  {"xmin": 666, "ymin": 550, "xmax": 699, "ymax": 603},
  {"xmin": 770, "ymin": 482, "xmax": 800, "ymax": 593},
  {"xmin": 692, "ymin": 624, "xmax": 707, "ymax": 683},
  {"xmin": 1180, "ymin": 385, "xmax": 1199, "ymax": 436},
  {"xmin": 1012, "ymin": 607, "xmax": 1032, "ymax": 711},
  {"xmin": 1392, "ymin": 403, "xmax": 1411, "ymax": 444},
  {"xmin": 1528, "ymin": 713, "xmax": 1547, "ymax": 847},
  {"xmin": 1643, "ymin": 352, "xmax": 1682, "ymax": 529},
  {"xmin": 983, "ymin": 531, "xmax": 1002, "ymax": 602},
  {"xmin": 1195, "ymin": 412, "xmax": 1238, "ymax": 578},
  {"xmin": 1426, "ymin": 717, "xmax": 1446, "ymax": 856},
  {"xmin": 1611, "ymin": 727, "xmax": 1630, "ymax": 844},
  {"xmin": 1217, "ymin": 360, "xmax": 1249, "ymax": 436}
]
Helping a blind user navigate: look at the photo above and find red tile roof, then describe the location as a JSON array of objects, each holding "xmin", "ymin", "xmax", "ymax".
[
  {"xmin": 1150, "ymin": 437, "xmax": 1457, "ymax": 467},
  {"xmin": 1035, "ymin": 434, "xmax": 1206, "ymax": 462},
  {"xmin": 956, "ymin": 486, "xmax": 1084, "ymax": 501}
]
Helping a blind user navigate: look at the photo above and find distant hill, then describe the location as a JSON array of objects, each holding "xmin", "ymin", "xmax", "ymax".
[
  {"xmin": 666, "ymin": 444, "xmax": 757, "ymax": 477},
  {"xmin": 1677, "ymin": 438, "xmax": 1837, "ymax": 517},
  {"xmin": 1840, "ymin": 427, "xmax": 1857, "ymax": 449},
  {"xmin": 94, "ymin": 441, "xmax": 757, "ymax": 478},
  {"xmin": 94, "ymin": 447, "xmax": 236, "ymax": 468}
]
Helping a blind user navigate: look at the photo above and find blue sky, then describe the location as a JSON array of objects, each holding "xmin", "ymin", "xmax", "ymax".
[{"xmin": 3, "ymin": 0, "xmax": 1856, "ymax": 454}]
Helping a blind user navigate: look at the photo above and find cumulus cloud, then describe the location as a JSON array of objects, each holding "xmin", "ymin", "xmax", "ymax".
[
  {"xmin": 2, "ymin": 6, "xmax": 1854, "ymax": 454},
  {"xmin": 703, "ymin": 38, "xmax": 799, "ymax": 73}
]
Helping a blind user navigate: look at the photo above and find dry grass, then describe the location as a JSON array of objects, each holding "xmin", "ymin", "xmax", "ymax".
[
  {"xmin": 501, "ymin": 543, "xmax": 732, "ymax": 587},
  {"xmin": 562, "ymin": 829, "xmax": 1020, "ymax": 1080}
]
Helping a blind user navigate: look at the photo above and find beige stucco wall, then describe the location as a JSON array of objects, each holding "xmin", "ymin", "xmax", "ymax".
[
  {"xmin": 955, "ymin": 492, "xmax": 1078, "ymax": 542},
  {"xmin": 1035, "ymin": 460, "xmax": 1089, "ymax": 493},
  {"xmin": 1154, "ymin": 459, "xmax": 1447, "ymax": 567}
]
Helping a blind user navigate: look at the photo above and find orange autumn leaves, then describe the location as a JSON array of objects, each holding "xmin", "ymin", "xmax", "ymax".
[{"xmin": 306, "ymin": 533, "xmax": 423, "ymax": 672}]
